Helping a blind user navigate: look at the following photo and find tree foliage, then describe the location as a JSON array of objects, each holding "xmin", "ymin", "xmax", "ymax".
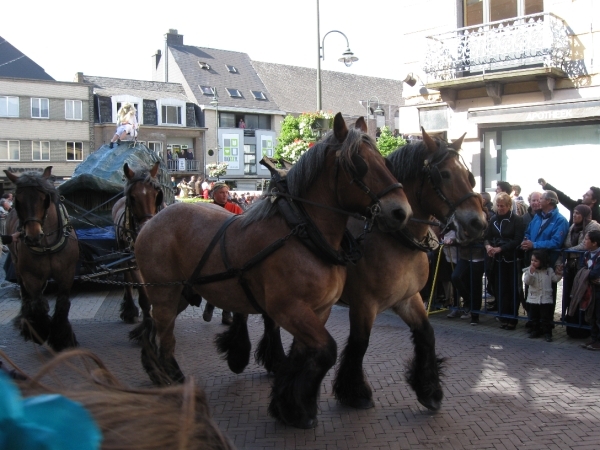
[{"xmin": 376, "ymin": 126, "xmax": 406, "ymax": 157}]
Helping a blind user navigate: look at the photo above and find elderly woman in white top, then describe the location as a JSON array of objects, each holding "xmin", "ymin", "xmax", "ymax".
[{"xmin": 109, "ymin": 103, "xmax": 139, "ymax": 149}]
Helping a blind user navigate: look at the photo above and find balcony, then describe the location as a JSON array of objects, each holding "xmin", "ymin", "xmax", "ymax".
[
  {"xmin": 167, "ymin": 159, "xmax": 201, "ymax": 173},
  {"xmin": 423, "ymin": 13, "xmax": 572, "ymax": 104}
]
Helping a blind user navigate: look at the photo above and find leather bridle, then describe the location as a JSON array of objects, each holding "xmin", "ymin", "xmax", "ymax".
[{"xmin": 418, "ymin": 149, "xmax": 479, "ymax": 228}]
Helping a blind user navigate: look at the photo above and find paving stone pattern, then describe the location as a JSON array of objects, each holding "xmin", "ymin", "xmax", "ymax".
[{"xmin": 1, "ymin": 284, "xmax": 599, "ymax": 449}]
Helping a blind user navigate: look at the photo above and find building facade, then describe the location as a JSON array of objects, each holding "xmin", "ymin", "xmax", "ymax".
[
  {"xmin": 398, "ymin": 0, "xmax": 600, "ymax": 207},
  {"xmin": 0, "ymin": 77, "xmax": 93, "ymax": 180},
  {"xmin": 78, "ymin": 74, "xmax": 205, "ymax": 177}
]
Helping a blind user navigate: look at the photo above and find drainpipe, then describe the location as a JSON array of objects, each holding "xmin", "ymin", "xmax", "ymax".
[{"xmin": 164, "ymin": 33, "xmax": 168, "ymax": 82}]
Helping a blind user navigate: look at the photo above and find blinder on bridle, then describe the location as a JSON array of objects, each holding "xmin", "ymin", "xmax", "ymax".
[
  {"xmin": 338, "ymin": 150, "xmax": 404, "ymax": 219},
  {"xmin": 421, "ymin": 149, "xmax": 478, "ymax": 223},
  {"xmin": 15, "ymin": 179, "xmax": 53, "ymax": 228}
]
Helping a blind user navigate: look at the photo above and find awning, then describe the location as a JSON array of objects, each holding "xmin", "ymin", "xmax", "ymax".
[{"xmin": 468, "ymin": 98, "xmax": 600, "ymax": 125}]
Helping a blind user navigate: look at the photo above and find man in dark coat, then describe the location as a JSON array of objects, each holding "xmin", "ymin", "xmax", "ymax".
[{"xmin": 539, "ymin": 178, "xmax": 600, "ymax": 224}]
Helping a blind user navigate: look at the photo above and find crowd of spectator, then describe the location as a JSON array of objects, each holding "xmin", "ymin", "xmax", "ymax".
[
  {"xmin": 431, "ymin": 178, "xmax": 600, "ymax": 349},
  {"xmin": 169, "ymin": 175, "xmax": 259, "ymax": 210}
]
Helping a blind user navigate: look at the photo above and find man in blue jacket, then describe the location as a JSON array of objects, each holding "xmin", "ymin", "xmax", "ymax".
[{"xmin": 521, "ymin": 190, "xmax": 569, "ymax": 309}]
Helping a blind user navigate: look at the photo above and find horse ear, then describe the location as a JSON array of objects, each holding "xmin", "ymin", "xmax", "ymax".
[
  {"xmin": 354, "ymin": 116, "xmax": 368, "ymax": 133},
  {"xmin": 150, "ymin": 161, "xmax": 160, "ymax": 178},
  {"xmin": 124, "ymin": 163, "xmax": 135, "ymax": 180},
  {"xmin": 333, "ymin": 112, "xmax": 348, "ymax": 142},
  {"xmin": 42, "ymin": 166, "xmax": 53, "ymax": 179},
  {"xmin": 421, "ymin": 127, "xmax": 438, "ymax": 153},
  {"xmin": 3, "ymin": 170, "xmax": 18, "ymax": 184},
  {"xmin": 450, "ymin": 132, "xmax": 467, "ymax": 151}
]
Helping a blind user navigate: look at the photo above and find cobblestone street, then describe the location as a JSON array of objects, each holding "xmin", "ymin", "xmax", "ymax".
[{"xmin": 1, "ymin": 283, "xmax": 599, "ymax": 449}]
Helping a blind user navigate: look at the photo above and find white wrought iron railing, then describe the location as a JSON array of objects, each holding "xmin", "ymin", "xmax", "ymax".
[
  {"xmin": 423, "ymin": 12, "xmax": 571, "ymax": 81},
  {"xmin": 167, "ymin": 159, "xmax": 201, "ymax": 172}
]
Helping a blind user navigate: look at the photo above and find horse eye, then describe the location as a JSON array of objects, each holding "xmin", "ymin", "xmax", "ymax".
[{"xmin": 440, "ymin": 171, "xmax": 451, "ymax": 179}]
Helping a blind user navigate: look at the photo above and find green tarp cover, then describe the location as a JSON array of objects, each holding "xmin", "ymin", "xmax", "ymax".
[{"xmin": 57, "ymin": 142, "xmax": 174, "ymax": 204}]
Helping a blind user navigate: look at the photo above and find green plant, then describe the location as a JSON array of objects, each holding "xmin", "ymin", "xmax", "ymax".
[
  {"xmin": 376, "ymin": 126, "xmax": 406, "ymax": 157},
  {"xmin": 275, "ymin": 111, "xmax": 333, "ymax": 161}
]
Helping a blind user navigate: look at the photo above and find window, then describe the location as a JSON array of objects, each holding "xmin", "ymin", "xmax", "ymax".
[
  {"xmin": 219, "ymin": 112, "xmax": 236, "ymax": 128},
  {"xmin": 226, "ymin": 88, "xmax": 242, "ymax": 98},
  {"xmin": 0, "ymin": 96, "xmax": 19, "ymax": 117},
  {"xmin": 66, "ymin": 141, "xmax": 83, "ymax": 161},
  {"xmin": 244, "ymin": 144, "xmax": 256, "ymax": 175},
  {"xmin": 0, "ymin": 140, "xmax": 19, "ymax": 160},
  {"xmin": 147, "ymin": 141, "xmax": 162, "ymax": 155},
  {"xmin": 200, "ymin": 85, "xmax": 215, "ymax": 96},
  {"xmin": 251, "ymin": 90, "xmax": 267, "ymax": 100},
  {"xmin": 161, "ymin": 105, "xmax": 182, "ymax": 124},
  {"xmin": 226, "ymin": 65, "xmax": 238, "ymax": 73},
  {"xmin": 65, "ymin": 100, "xmax": 82, "ymax": 120},
  {"xmin": 465, "ymin": 0, "xmax": 543, "ymax": 26},
  {"xmin": 31, "ymin": 98, "xmax": 49, "ymax": 118},
  {"xmin": 198, "ymin": 61, "xmax": 211, "ymax": 70},
  {"xmin": 245, "ymin": 114, "xmax": 259, "ymax": 129},
  {"xmin": 258, "ymin": 115, "xmax": 271, "ymax": 130},
  {"xmin": 32, "ymin": 141, "xmax": 50, "ymax": 161}
]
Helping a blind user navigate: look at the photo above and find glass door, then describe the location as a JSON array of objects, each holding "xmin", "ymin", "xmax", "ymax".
[{"xmin": 244, "ymin": 144, "xmax": 256, "ymax": 175}]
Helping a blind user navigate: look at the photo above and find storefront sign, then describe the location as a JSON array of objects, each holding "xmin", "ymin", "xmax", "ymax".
[
  {"xmin": 469, "ymin": 99, "xmax": 600, "ymax": 124},
  {"xmin": 222, "ymin": 134, "xmax": 240, "ymax": 170}
]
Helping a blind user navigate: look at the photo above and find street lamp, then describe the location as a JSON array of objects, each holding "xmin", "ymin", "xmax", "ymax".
[
  {"xmin": 363, "ymin": 96, "xmax": 384, "ymax": 133},
  {"xmin": 209, "ymin": 88, "xmax": 219, "ymax": 176},
  {"xmin": 316, "ymin": 0, "xmax": 358, "ymax": 111}
]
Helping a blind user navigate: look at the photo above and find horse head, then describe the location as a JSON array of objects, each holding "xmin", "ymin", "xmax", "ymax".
[
  {"xmin": 390, "ymin": 128, "xmax": 487, "ymax": 243},
  {"xmin": 331, "ymin": 113, "xmax": 411, "ymax": 232},
  {"xmin": 4, "ymin": 166, "xmax": 55, "ymax": 246},
  {"xmin": 124, "ymin": 161, "xmax": 163, "ymax": 230}
]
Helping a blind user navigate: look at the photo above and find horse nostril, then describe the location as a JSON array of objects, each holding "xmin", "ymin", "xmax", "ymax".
[
  {"xmin": 393, "ymin": 208, "xmax": 407, "ymax": 224},
  {"xmin": 470, "ymin": 217, "xmax": 486, "ymax": 231}
]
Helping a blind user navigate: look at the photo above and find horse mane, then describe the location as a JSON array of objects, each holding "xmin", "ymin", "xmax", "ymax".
[
  {"xmin": 241, "ymin": 127, "xmax": 373, "ymax": 227},
  {"xmin": 15, "ymin": 171, "xmax": 59, "ymax": 203},
  {"xmin": 386, "ymin": 138, "xmax": 455, "ymax": 183}
]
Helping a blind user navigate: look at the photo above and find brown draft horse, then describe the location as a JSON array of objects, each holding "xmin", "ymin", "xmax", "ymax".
[
  {"xmin": 134, "ymin": 113, "xmax": 412, "ymax": 429},
  {"xmin": 4, "ymin": 167, "xmax": 80, "ymax": 351},
  {"xmin": 255, "ymin": 129, "xmax": 488, "ymax": 412},
  {"xmin": 111, "ymin": 162, "xmax": 163, "ymax": 337}
]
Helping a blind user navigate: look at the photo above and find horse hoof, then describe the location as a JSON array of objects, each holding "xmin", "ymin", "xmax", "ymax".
[
  {"xmin": 418, "ymin": 397, "xmax": 442, "ymax": 412},
  {"xmin": 340, "ymin": 397, "xmax": 375, "ymax": 410}
]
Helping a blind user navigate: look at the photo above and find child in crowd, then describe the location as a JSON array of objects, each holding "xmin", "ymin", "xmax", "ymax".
[{"xmin": 523, "ymin": 249, "xmax": 562, "ymax": 342}]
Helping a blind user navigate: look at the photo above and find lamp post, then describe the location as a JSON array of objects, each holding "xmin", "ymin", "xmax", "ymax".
[
  {"xmin": 316, "ymin": 0, "xmax": 358, "ymax": 111},
  {"xmin": 364, "ymin": 96, "xmax": 384, "ymax": 133},
  {"xmin": 209, "ymin": 88, "xmax": 219, "ymax": 179}
]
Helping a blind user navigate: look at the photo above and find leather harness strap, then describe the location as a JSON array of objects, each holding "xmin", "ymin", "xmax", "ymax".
[{"xmin": 184, "ymin": 215, "xmax": 295, "ymax": 315}]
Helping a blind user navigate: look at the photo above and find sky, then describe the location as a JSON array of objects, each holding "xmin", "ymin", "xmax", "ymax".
[{"xmin": 3, "ymin": 0, "xmax": 411, "ymax": 83}]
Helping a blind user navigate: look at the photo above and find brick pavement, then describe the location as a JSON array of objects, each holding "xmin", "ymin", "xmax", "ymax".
[{"xmin": 1, "ymin": 284, "xmax": 599, "ymax": 449}]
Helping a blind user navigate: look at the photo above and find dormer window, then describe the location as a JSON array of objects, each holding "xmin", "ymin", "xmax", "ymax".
[
  {"xmin": 198, "ymin": 61, "xmax": 211, "ymax": 70},
  {"xmin": 226, "ymin": 65, "xmax": 238, "ymax": 73},
  {"xmin": 226, "ymin": 88, "xmax": 242, "ymax": 98},
  {"xmin": 251, "ymin": 90, "xmax": 267, "ymax": 100},
  {"xmin": 200, "ymin": 85, "xmax": 215, "ymax": 96}
]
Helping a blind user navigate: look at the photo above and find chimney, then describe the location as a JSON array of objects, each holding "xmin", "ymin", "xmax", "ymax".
[
  {"xmin": 74, "ymin": 72, "xmax": 84, "ymax": 83},
  {"xmin": 153, "ymin": 49, "xmax": 162, "ymax": 69},
  {"xmin": 166, "ymin": 29, "xmax": 183, "ymax": 46}
]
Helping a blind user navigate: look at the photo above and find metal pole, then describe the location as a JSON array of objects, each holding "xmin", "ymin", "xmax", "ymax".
[{"xmin": 316, "ymin": 0, "xmax": 322, "ymax": 111}]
